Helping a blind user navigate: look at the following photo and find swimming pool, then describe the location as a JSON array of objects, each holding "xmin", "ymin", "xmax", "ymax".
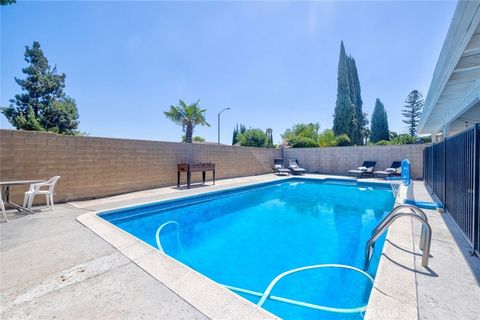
[{"xmin": 100, "ymin": 178, "xmax": 395, "ymax": 320}]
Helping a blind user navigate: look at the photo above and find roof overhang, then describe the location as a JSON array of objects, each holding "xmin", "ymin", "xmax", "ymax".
[{"xmin": 418, "ymin": 1, "xmax": 480, "ymax": 135}]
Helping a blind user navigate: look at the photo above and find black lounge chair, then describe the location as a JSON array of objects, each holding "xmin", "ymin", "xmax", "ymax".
[
  {"xmin": 288, "ymin": 159, "xmax": 306, "ymax": 175},
  {"xmin": 374, "ymin": 161, "xmax": 402, "ymax": 178},
  {"xmin": 273, "ymin": 158, "xmax": 291, "ymax": 176},
  {"xmin": 347, "ymin": 161, "xmax": 376, "ymax": 178}
]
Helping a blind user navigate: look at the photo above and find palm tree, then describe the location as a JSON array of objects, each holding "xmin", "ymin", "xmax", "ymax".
[{"xmin": 164, "ymin": 99, "xmax": 210, "ymax": 143}]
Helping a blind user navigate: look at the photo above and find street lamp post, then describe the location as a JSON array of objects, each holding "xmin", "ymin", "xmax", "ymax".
[{"xmin": 218, "ymin": 107, "xmax": 230, "ymax": 144}]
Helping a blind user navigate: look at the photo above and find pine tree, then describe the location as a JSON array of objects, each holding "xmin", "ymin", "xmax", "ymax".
[
  {"xmin": 370, "ymin": 99, "xmax": 389, "ymax": 143},
  {"xmin": 333, "ymin": 41, "xmax": 355, "ymax": 139},
  {"xmin": 402, "ymin": 90, "xmax": 424, "ymax": 136},
  {"xmin": 2, "ymin": 41, "xmax": 80, "ymax": 134}
]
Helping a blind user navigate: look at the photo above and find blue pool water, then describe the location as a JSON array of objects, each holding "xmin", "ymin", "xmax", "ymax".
[{"xmin": 100, "ymin": 178, "xmax": 395, "ymax": 320}]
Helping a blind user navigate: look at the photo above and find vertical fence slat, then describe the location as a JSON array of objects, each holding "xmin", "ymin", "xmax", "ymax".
[
  {"xmin": 475, "ymin": 124, "xmax": 480, "ymax": 255},
  {"xmin": 424, "ymin": 124, "xmax": 479, "ymax": 253}
]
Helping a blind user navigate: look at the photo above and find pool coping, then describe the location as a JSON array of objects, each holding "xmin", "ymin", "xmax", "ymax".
[
  {"xmin": 364, "ymin": 182, "xmax": 418, "ymax": 320},
  {"xmin": 77, "ymin": 175, "xmax": 414, "ymax": 319}
]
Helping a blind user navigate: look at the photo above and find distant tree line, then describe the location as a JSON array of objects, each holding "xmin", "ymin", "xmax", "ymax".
[
  {"xmin": 328, "ymin": 41, "xmax": 427, "ymax": 147},
  {"xmin": 279, "ymin": 41, "xmax": 427, "ymax": 148},
  {"xmin": 4, "ymin": 40, "xmax": 429, "ymax": 147},
  {"xmin": 0, "ymin": 0, "xmax": 16, "ymax": 6}
]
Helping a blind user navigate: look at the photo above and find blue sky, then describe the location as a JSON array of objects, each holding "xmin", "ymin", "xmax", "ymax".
[{"xmin": 1, "ymin": 1, "xmax": 456, "ymax": 144}]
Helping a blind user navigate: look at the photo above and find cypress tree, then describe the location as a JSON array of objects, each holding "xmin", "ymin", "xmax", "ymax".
[
  {"xmin": 402, "ymin": 90, "xmax": 424, "ymax": 136},
  {"xmin": 232, "ymin": 124, "xmax": 239, "ymax": 145},
  {"xmin": 232, "ymin": 124, "xmax": 246, "ymax": 145},
  {"xmin": 266, "ymin": 128, "xmax": 273, "ymax": 147},
  {"xmin": 370, "ymin": 99, "xmax": 389, "ymax": 143},
  {"xmin": 350, "ymin": 57, "xmax": 367, "ymax": 145},
  {"xmin": 344, "ymin": 55, "xmax": 368, "ymax": 145},
  {"xmin": 346, "ymin": 56, "xmax": 358, "ymax": 143},
  {"xmin": 333, "ymin": 41, "xmax": 355, "ymax": 139}
]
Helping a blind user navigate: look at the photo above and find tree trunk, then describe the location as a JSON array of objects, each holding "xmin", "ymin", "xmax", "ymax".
[{"xmin": 185, "ymin": 125, "xmax": 193, "ymax": 143}]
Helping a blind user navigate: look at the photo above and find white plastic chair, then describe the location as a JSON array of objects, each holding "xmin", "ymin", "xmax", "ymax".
[
  {"xmin": 23, "ymin": 176, "xmax": 61, "ymax": 211},
  {"xmin": 0, "ymin": 192, "xmax": 7, "ymax": 222}
]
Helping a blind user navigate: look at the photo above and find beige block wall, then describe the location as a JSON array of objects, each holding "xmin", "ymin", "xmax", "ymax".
[
  {"xmin": 0, "ymin": 130, "xmax": 281, "ymax": 203},
  {"xmin": 284, "ymin": 144, "xmax": 429, "ymax": 179},
  {"xmin": 0, "ymin": 129, "xmax": 428, "ymax": 204}
]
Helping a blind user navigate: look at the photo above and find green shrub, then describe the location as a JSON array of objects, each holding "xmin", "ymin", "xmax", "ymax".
[
  {"xmin": 318, "ymin": 129, "xmax": 336, "ymax": 147},
  {"xmin": 193, "ymin": 136, "xmax": 205, "ymax": 142},
  {"xmin": 334, "ymin": 134, "xmax": 351, "ymax": 146},
  {"xmin": 181, "ymin": 135, "xmax": 205, "ymax": 142},
  {"xmin": 281, "ymin": 123, "xmax": 320, "ymax": 143},
  {"xmin": 289, "ymin": 136, "xmax": 319, "ymax": 148},
  {"xmin": 390, "ymin": 134, "xmax": 416, "ymax": 145},
  {"xmin": 237, "ymin": 128, "xmax": 268, "ymax": 147},
  {"xmin": 375, "ymin": 140, "xmax": 391, "ymax": 145},
  {"xmin": 418, "ymin": 136, "xmax": 432, "ymax": 143}
]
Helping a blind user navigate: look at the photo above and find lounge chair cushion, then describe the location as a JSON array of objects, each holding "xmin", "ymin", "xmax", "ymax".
[
  {"xmin": 385, "ymin": 168, "xmax": 396, "ymax": 172},
  {"xmin": 357, "ymin": 166, "xmax": 368, "ymax": 171},
  {"xmin": 275, "ymin": 168, "xmax": 291, "ymax": 175},
  {"xmin": 348, "ymin": 169, "xmax": 363, "ymax": 174},
  {"xmin": 274, "ymin": 164, "xmax": 282, "ymax": 169}
]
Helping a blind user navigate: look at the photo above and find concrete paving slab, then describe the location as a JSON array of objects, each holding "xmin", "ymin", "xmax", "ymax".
[
  {"xmin": 0, "ymin": 204, "xmax": 207, "ymax": 319},
  {"xmin": 1, "ymin": 175, "xmax": 479, "ymax": 320},
  {"xmin": 1, "ymin": 263, "xmax": 207, "ymax": 320},
  {"xmin": 1, "ymin": 226, "xmax": 116, "ymax": 292}
]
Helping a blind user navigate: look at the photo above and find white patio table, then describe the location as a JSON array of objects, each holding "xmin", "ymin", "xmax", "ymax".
[{"xmin": 0, "ymin": 180, "xmax": 46, "ymax": 215}]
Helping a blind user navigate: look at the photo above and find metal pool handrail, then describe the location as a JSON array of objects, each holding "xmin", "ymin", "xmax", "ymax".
[
  {"xmin": 372, "ymin": 204, "xmax": 429, "ymax": 251},
  {"xmin": 364, "ymin": 206, "xmax": 432, "ymax": 270}
]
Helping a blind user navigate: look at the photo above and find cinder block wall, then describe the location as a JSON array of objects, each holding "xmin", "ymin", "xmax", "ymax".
[
  {"xmin": 0, "ymin": 129, "xmax": 428, "ymax": 204},
  {"xmin": 0, "ymin": 130, "xmax": 282, "ymax": 202},
  {"xmin": 284, "ymin": 144, "xmax": 428, "ymax": 179}
]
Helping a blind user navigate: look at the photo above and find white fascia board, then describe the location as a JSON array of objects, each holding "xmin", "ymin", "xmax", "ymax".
[
  {"xmin": 418, "ymin": 1, "xmax": 480, "ymax": 134},
  {"xmin": 437, "ymin": 81, "xmax": 480, "ymax": 133}
]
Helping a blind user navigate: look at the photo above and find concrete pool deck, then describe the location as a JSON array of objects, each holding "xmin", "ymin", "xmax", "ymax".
[{"xmin": 1, "ymin": 174, "xmax": 479, "ymax": 319}]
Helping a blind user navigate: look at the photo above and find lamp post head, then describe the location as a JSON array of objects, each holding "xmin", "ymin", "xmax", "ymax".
[{"xmin": 218, "ymin": 107, "xmax": 231, "ymax": 115}]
